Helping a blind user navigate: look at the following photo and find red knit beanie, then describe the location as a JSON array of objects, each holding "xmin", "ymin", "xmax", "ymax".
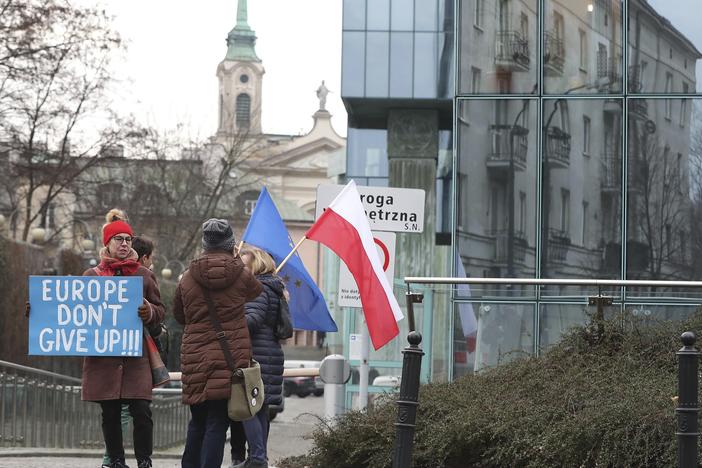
[{"xmin": 103, "ymin": 220, "xmax": 133, "ymax": 246}]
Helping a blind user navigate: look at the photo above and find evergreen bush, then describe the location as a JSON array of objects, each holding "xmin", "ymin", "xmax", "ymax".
[{"xmin": 280, "ymin": 311, "xmax": 702, "ymax": 467}]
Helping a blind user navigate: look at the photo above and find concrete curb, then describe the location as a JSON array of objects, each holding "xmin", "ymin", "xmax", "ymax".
[{"xmin": 0, "ymin": 449, "xmax": 182, "ymax": 459}]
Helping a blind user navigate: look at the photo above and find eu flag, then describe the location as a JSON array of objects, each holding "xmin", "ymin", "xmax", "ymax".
[{"xmin": 241, "ymin": 188, "xmax": 338, "ymax": 332}]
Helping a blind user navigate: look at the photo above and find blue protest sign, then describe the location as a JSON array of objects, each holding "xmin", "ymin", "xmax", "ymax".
[{"xmin": 28, "ymin": 276, "xmax": 144, "ymax": 357}]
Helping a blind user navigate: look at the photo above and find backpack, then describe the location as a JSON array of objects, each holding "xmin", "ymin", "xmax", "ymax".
[{"xmin": 274, "ymin": 292, "xmax": 294, "ymax": 340}]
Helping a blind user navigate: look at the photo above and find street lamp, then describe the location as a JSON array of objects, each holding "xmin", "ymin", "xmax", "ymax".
[{"xmin": 161, "ymin": 259, "xmax": 186, "ymax": 280}]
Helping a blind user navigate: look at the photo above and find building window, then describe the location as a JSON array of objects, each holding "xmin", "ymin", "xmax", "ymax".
[
  {"xmin": 519, "ymin": 191, "xmax": 527, "ymax": 233},
  {"xmin": 560, "ymin": 189, "xmax": 570, "ymax": 233},
  {"xmin": 579, "ymin": 30, "xmax": 587, "ymax": 71},
  {"xmin": 520, "ymin": 12, "xmax": 528, "ymax": 38},
  {"xmin": 474, "ymin": 0, "xmax": 484, "ymax": 29},
  {"xmin": 680, "ymin": 231, "xmax": 687, "ymax": 262},
  {"xmin": 583, "ymin": 115, "xmax": 591, "ymax": 155},
  {"xmin": 581, "ymin": 201, "xmax": 588, "ymax": 246},
  {"xmin": 244, "ymin": 199, "xmax": 257, "ymax": 216},
  {"xmin": 640, "ymin": 61, "xmax": 647, "ymax": 91},
  {"xmin": 677, "ymin": 153, "xmax": 684, "ymax": 193},
  {"xmin": 236, "ymin": 93, "xmax": 251, "ymax": 129},
  {"xmin": 98, "ymin": 183, "xmax": 123, "ymax": 210},
  {"xmin": 471, "ymin": 67, "xmax": 481, "ymax": 93},
  {"xmin": 665, "ymin": 73, "xmax": 673, "ymax": 119},
  {"xmin": 680, "ymin": 99, "xmax": 687, "ymax": 127}
]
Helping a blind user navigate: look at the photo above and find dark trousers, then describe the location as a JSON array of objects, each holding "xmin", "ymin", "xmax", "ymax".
[
  {"xmin": 100, "ymin": 399, "xmax": 153, "ymax": 463},
  {"xmin": 182, "ymin": 399, "xmax": 230, "ymax": 468},
  {"xmin": 230, "ymin": 420, "xmax": 246, "ymax": 462},
  {"xmin": 234, "ymin": 405, "xmax": 271, "ymax": 460}
]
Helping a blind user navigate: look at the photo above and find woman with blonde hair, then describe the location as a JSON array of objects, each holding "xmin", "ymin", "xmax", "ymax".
[{"xmin": 230, "ymin": 246, "xmax": 286, "ymax": 468}]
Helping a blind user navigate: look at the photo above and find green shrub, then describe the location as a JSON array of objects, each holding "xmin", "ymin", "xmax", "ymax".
[{"xmin": 280, "ymin": 312, "xmax": 702, "ymax": 467}]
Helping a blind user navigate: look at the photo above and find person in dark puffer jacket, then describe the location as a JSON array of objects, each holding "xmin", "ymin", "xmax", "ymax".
[{"xmin": 230, "ymin": 246, "xmax": 285, "ymax": 468}]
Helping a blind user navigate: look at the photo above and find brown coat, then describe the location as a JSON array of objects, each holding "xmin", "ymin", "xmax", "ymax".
[
  {"xmin": 81, "ymin": 265, "xmax": 165, "ymax": 401},
  {"xmin": 173, "ymin": 250, "xmax": 262, "ymax": 405}
]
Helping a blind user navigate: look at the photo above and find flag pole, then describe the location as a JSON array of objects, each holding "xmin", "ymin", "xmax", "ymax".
[
  {"xmin": 236, "ymin": 240, "xmax": 244, "ymax": 254},
  {"xmin": 275, "ymin": 236, "xmax": 307, "ymax": 274}
]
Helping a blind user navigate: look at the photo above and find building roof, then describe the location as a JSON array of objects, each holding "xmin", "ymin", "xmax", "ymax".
[{"xmin": 225, "ymin": 0, "xmax": 261, "ymax": 62}]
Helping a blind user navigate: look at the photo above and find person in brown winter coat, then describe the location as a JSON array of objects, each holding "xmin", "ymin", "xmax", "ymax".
[
  {"xmin": 174, "ymin": 218, "xmax": 262, "ymax": 468},
  {"xmin": 84, "ymin": 209, "xmax": 166, "ymax": 468}
]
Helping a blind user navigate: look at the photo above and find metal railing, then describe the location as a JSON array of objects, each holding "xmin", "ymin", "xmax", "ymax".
[
  {"xmin": 398, "ymin": 277, "xmax": 702, "ymax": 468},
  {"xmin": 0, "ymin": 360, "xmax": 188, "ymax": 449}
]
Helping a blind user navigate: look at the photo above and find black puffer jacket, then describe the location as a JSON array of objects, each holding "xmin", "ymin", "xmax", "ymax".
[{"xmin": 246, "ymin": 274, "xmax": 285, "ymax": 405}]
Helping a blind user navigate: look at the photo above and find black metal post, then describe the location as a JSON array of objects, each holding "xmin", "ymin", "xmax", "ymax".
[
  {"xmin": 677, "ymin": 331, "xmax": 699, "ymax": 468},
  {"xmin": 393, "ymin": 292, "xmax": 425, "ymax": 468}
]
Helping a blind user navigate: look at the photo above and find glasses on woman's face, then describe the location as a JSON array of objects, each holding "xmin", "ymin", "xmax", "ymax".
[{"xmin": 112, "ymin": 236, "xmax": 132, "ymax": 245}]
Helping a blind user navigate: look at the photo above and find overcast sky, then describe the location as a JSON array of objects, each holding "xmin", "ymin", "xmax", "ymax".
[
  {"xmin": 100, "ymin": 0, "xmax": 702, "ymax": 140},
  {"xmin": 105, "ymin": 0, "xmax": 346, "ymax": 139}
]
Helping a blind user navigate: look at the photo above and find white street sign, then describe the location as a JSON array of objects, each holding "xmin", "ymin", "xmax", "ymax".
[
  {"xmin": 315, "ymin": 184, "xmax": 425, "ymax": 233},
  {"xmin": 338, "ymin": 231, "xmax": 396, "ymax": 308}
]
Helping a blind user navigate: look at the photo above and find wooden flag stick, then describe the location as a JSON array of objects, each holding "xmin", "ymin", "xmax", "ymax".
[
  {"xmin": 236, "ymin": 240, "xmax": 244, "ymax": 254},
  {"xmin": 275, "ymin": 236, "xmax": 307, "ymax": 274}
]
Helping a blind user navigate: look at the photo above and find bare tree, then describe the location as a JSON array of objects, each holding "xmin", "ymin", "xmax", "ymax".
[
  {"xmin": 629, "ymin": 136, "xmax": 691, "ymax": 279},
  {"xmin": 0, "ymin": 0, "xmax": 127, "ymax": 241},
  {"xmin": 79, "ymin": 126, "xmax": 264, "ymax": 263}
]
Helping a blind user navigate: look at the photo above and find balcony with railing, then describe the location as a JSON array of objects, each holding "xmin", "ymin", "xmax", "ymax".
[
  {"xmin": 548, "ymin": 229, "xmax": 571, "ymax": 263},
  {"xmin": 544, "ymin": 31, "xmax": 565, "ymax": 76},
  {"xmin": 486, "ymin": 124, "xmax": 528, "ymax": 174},
  {"xmin": 628, "ymin": 64, "xmax": 642, "ymax": 93},
  {"xmin": 597, "ymin": 52, "xmax": 622, "ymax": 92},
  {"xmin": 545, "ymin": 127, "xmax": 571, "ymax": 169},
  {"xmin": 495, "ymin": 31, "xmax": 530, "ymax": 72},
  {"xmin": 492, "ymin": 229, "xmax": 528, "ymax": 264},
  {"xmin": 601, "ymin": 151, "xmax": 621, "ymax": 193}
]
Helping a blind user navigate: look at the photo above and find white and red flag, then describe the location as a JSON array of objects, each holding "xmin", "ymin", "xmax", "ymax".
[{"xmin": 307, "ymin": 180, "xmax": 404, "ymax": 349}]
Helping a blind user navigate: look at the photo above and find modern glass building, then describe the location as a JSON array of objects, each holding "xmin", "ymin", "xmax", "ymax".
[{"xmin": 338, "ymin": 0, "xmax": 702, "ymax": 387}]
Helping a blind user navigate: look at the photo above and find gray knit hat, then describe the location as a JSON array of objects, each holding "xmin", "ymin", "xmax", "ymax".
[{"xmin": 202, "ymin": 218, "xmax": 236, "ymax": 252}]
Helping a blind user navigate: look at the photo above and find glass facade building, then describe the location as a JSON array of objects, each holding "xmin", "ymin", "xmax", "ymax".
[{"xmin": 340, "ymin": 0, "xmax": 702, "ymax": 385}]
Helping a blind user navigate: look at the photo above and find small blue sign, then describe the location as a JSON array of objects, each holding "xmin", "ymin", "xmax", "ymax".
[{"xmin": 28, "ymin": 276, "xmax": 144, "ymax": 357}]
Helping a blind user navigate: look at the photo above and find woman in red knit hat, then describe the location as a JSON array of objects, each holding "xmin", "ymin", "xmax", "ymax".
[{"xmin": 83, "ymin": 209, "xmax": 165, "ymax": 468}]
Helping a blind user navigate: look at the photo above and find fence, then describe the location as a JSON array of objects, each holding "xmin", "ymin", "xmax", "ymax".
[
  {"xmin": 0, "ymin": 359, "xmax": 188, "ymax": 449},
  {"xmin": 394, "ymin": 276, "xmax": 702, "ymax": 468}
]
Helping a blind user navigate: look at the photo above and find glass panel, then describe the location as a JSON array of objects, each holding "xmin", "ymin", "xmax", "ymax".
[
  {"xmin": 390, "ymin": 32, "xmax": 413, "ymax": 97},
  {"xmin": 628, "ymin": 0, "xmax": 702, "ymax": 93},
  {"xmin": 456, "ymin": 99, "xmax": 538, "ymax": 296},
  {"xmin": 539, "ymin": 302, "xmax": 618, "ymax": 350},
  {"xmin": 391, "ymin": 0, "xmax": 414, "ymax": 30},
  {"xmin": 623, "ymin": 304, "xmax": 698, "ymax": 323},
  {"xmin": 436, "ymin": 130, "xmax": 453, "ymax": 235},
  {"xmin": 414, "ymin": 32, "xmax": 438, "ymax": 98},
  {"xmin": 415, "ymin": 0, "xmax": 438, "ymax": 31},
  {"xmin": 343, "ymin": 0, "xmax": 366, "ymax": 30},
  {"xmin": 366, "ymin": 32, "xmax": 390, "ymax": 97},
  {"xmin": 458, "ymin": 0, "xmax": 538, "ymax": 94},
  {"xmin": 544, "ymin": 0, "xmax": 623, "ymax": 94},
  {"xmin": 346, "ymin": 128, "xmax": 389, "ymax": 177},
  {"xmin": 342, "ymin": 31, "xmax": 365, "ymax": 97},
  {"xmin": 626, "ymin": 98, "xmax": 702, "ymax": 298},
  {"xmin": 453, "ymin": 302, "xmax": 534, "ymax": 376},
  {"xmin": 541, "ymin": 99, "xmax": 623, "ymax": 295},
  {"xmin": 367, "ymin": 0, "xmax": 390, "ymax": 30}
]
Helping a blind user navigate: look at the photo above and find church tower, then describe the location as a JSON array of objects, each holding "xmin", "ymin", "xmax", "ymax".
[{"xmin": 216, "ymin": 0, "xmax": 264, "ymax": 136}]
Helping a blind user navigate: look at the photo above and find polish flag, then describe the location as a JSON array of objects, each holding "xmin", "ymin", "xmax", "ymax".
[{"xmin": 307, "ymin": 181, "xmax": 403, "ymax": 349}]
